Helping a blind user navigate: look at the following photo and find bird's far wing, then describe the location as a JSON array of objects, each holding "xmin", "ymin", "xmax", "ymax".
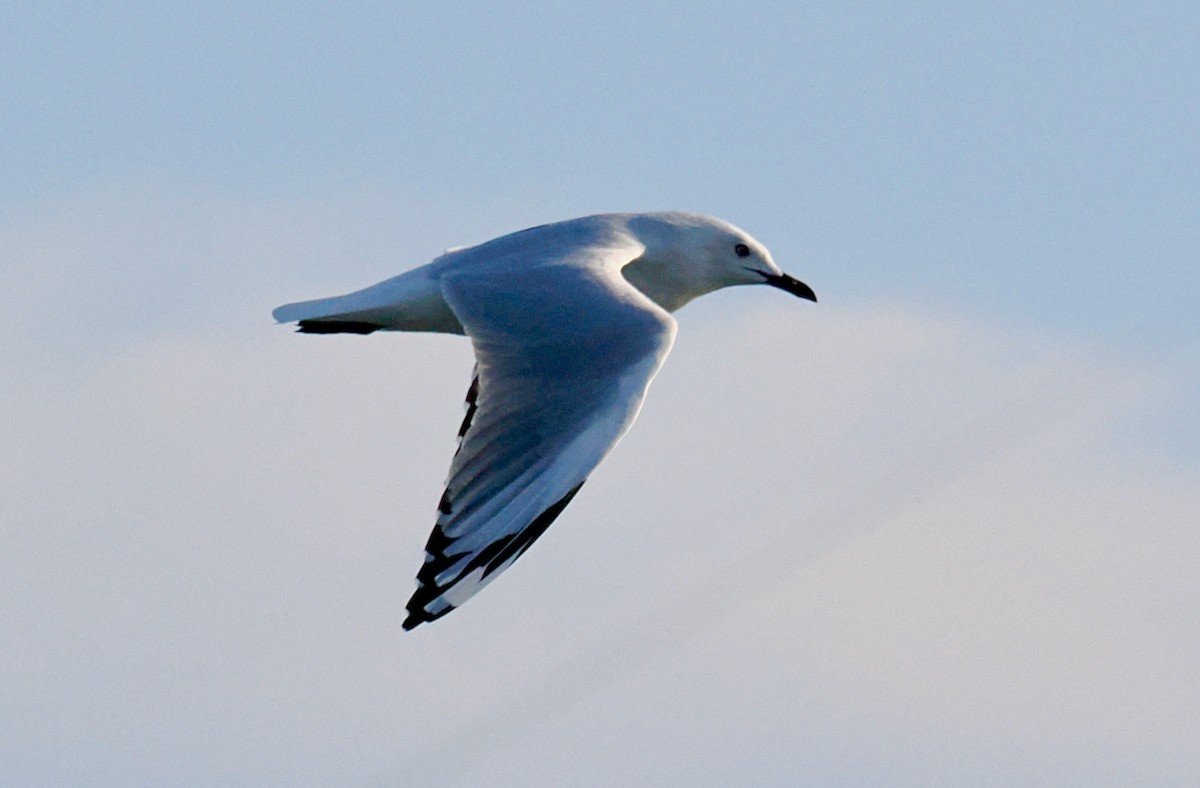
[{"xmin": 403, "ymin": 247, "xmax": 677, "ymax": 629}]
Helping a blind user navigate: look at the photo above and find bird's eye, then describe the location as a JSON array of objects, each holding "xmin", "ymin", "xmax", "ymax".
[{"xmin": 734, "ymin": 243, "xmax": 751, "ymax": 258}]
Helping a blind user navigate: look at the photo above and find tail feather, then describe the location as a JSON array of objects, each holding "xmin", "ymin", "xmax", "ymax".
[
  {"xmin": 271, "ymin": 293, "xmax": 394, "ymax": 333},
  {"xmin": 272, "ymin": 296, "xmax": 370, "ymax": 325},
  {"xmin": 272, "ymin": 269, "xmax": 465, "ymax": 335}
]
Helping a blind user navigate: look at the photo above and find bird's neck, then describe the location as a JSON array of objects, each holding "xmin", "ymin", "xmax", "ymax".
[{"xmin": 620, "ymin": 254, "xmax": 712, "ymax": 313}]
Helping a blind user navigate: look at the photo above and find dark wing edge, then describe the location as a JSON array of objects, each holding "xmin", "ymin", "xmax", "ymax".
[{"xmin": 402, "ymin": 480, "xmax": 584, "ymax": 630}]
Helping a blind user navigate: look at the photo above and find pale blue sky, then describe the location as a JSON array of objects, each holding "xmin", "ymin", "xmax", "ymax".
[
  {"xmin": 6, "ymin": 2, "xmax": 1197, "ymax": 346},
  {"xmin": 4, "ymin": 3, "xmax": 1198, "ymax": 785}
]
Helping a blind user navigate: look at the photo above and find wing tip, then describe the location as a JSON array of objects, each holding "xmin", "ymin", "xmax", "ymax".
[
  {"xmin": 402, "ymin": 610, "xmax": 431, "ymax": 630},
  {"xmin": 296, "ymin": 319, "xmax": 383, "ymax": 334},
  {"xmin": 401, "ymin": 482, "xmax": 588, "ymax": 629},
  {"xmin": 403, "ymin": 592, "xmax": 455, "ymax": 631}
]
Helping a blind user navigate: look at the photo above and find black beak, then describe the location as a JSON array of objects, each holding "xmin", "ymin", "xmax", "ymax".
[{"xmin": 755, "ymin": 270, "xmax": 817, "ymax": 302}]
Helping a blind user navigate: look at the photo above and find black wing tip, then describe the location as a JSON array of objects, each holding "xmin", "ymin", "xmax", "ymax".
[
  {"xmin": 403, "ymin": 592, "xmax": 455, "ymax": 631},
  {"xmin": 400, "ymin": 481, "xmax": 588, "ymax": 630},
  {"xmin": 401, "ymin": 365, "xmax": 590, "ymax": 634},
  {"xmin": 402, "ymin": 609, "xmax": 434, "ymax": 630},
  {"xmin": 296, "ymin": 319, "xmax": 383, "ymax": 334}
]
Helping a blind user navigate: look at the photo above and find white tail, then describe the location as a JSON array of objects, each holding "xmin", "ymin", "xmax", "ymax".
[{"xmin": 272, "ymin": 268, "xmax": 465, "ymax": 334}]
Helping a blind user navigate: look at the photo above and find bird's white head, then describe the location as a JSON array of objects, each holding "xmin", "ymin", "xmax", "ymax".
[{"xmin": 620, "ymin": 212, "xmax": 816, "ymax": 312}]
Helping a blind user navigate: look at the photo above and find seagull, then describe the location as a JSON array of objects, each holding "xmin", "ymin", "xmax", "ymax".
[{"xmin": 273, "ymin": 212, "xmax": 816, "ymax": 629}]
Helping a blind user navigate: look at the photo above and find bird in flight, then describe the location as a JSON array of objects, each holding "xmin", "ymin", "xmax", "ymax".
[{"xmin": 273, "ymin": 212, "xmax": 816, "ymax": 629}]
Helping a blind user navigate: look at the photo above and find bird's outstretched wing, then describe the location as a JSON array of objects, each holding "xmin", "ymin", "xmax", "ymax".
[{"xmin": 403, "ymin": 247, "xmax": 676, "ymax": 629}]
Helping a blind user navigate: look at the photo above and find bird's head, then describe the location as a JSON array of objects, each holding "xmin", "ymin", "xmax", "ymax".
[{"xmin": 621, "ymin": 212, "xmax": 816, "ymax": 312}]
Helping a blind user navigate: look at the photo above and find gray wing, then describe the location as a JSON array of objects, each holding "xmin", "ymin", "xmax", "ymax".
[{"xmin": 403, "ymin": 252, "xmax": 676, "ymax": 629}]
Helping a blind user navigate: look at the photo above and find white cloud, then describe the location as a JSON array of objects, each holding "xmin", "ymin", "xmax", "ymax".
[{"xmin": 424, "ymin": 306, "xmax": 1200, "ymax": 786}]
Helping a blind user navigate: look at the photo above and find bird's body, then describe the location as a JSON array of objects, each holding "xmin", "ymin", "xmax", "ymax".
[{"xmin": 273, "ymin": 212, "xmax": 815, "ymax": 629}]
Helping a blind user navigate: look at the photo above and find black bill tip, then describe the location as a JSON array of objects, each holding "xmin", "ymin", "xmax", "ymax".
[{"xmin": 756, "ymin": 270, "xmax": 817, "ymax": 302}]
